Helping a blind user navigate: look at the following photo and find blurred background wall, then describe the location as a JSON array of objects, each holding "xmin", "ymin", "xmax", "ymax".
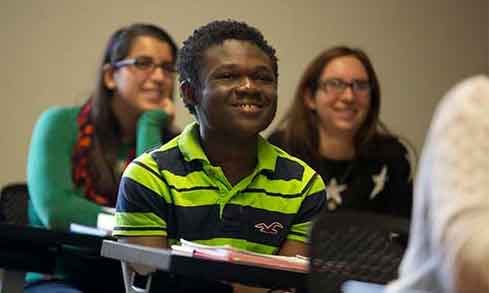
[{"xmin": 1, "ymin": 0, "xmax": 487, "ymax": 185}]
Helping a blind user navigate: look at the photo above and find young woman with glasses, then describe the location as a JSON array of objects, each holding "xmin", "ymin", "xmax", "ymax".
[
  {"xmin": 269, "ymin": 46, "xmax": 413, "ymax": 218},
  {"xmin": 25, "ymin": 23, "xmax": 178, "ymax": 292}
]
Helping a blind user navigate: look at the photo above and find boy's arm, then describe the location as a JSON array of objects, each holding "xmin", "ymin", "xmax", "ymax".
[
  {"xmin": 114, "ymin": 154, "xmax": 171, "ymax": 275},
  {"xmin": 278, "ymin": 239, "xmax": 307, "ymax": 257},
  {"xmin": 118, "ymin": 236, "xmax": 168, "ymax": 276},
  {"xmin": 287, "ymin": 174, "xmax": 326, "ymax": 246},
  {"xmin": 119, "ymin": 235, "xmax": 168, "ymax": 249}
]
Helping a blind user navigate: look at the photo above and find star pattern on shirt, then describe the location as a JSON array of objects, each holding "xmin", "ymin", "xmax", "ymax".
[
  {"xmin": 370, "ymin": 165, "xmax": 388, "ymax": 199},
  {"xmin": 326, "ymin": 178, "xmax": 347, "ymax": 210}
]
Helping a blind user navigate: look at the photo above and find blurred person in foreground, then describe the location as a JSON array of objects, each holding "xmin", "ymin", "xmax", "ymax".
[{"xmin": 386, "ymin": 75, "xmax": 489, "ymax": 293}]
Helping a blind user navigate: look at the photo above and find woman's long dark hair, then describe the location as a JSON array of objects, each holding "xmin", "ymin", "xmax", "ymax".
[
  {"xmin": 88, "ymin": 23, "xmax": 177, "ymax": 196},
  {"xmin": 277, "ymin": 46, "xmax": 408, "ymax": 169}
]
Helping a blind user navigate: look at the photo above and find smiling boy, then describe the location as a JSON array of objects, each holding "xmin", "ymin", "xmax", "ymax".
[{"xmin": 113, "ymin": 20, "xmax": 326, "ymax": 291}]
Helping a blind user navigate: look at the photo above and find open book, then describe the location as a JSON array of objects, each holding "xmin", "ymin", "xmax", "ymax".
[{"xmin": 171, "ymin": 239, "xmax": 309, "ymax": 273}]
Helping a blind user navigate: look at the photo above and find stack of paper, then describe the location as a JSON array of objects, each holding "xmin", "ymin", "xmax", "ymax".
[
  {"xmin": 171, "ymin": 239, "xmax": 309, "ymax": 273},
  {"xmin": 69, "ymin": 210, "xmax": 115, "ymax": 237},
  {"xmin": 70, "ymin": 223, "xmax": 111, "ymax": 237},
  {"xmin": 97, "ymin": 212, "xmax": 115, "ymax": 231}
]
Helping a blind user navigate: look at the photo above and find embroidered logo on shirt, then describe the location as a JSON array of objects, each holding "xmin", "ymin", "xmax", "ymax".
[{"xmin": 254, "ymin": 222, "xmax": 284, "ymax": 234}]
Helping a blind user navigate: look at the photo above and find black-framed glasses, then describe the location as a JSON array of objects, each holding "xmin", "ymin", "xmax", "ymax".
[
  {"xmin": 318, "ymin": 79, "xmax": 371, "ymax": 95},
  {"xmin": 113, "ymin": 56, "xmax": 176, "ymax": 75}
]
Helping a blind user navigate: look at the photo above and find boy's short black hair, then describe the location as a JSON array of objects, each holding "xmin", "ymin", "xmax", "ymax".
[{"xmin": 177, "ymin": 19, "xmax": 278, "ymax": 114}]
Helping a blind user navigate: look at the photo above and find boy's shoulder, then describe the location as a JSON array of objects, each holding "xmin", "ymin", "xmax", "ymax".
[{"xmin": 266, "ymin": 140, "xmax": 319, "ymax": 182}]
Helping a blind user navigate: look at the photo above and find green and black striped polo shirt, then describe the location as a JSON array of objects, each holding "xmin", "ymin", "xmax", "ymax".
[{"xmin": 114, "ymin": 122, "xmax": 326, "ymax": 255}]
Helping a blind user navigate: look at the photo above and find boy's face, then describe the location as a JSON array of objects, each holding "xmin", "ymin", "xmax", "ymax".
[{"xmin": 193, "ymin": 39, "xmax": 277, "ymax": 139}]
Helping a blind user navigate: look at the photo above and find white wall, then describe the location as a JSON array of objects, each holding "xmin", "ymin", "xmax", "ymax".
[{"xmin": 1, "ymin": 0, "xmax": 487, "ymax": 185}]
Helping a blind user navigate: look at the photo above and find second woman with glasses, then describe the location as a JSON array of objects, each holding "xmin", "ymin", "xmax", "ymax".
[
  {"xmin": 269, "ymin": 46, "xmax": 413, "ymax": 218},
  {"xmin": 26, "ymin": 23, "xmax": 178, "ymax": 292}
]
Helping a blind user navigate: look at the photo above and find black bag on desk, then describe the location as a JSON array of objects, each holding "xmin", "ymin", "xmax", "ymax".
[{"xmin": 308, "ymin": 211, "xmax": 409, "ymax": 293}]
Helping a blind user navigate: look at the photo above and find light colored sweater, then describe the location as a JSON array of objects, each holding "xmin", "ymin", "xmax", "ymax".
[{"xmin": 386, "ymin": 75, "xmax": 489, "ymax": 293}]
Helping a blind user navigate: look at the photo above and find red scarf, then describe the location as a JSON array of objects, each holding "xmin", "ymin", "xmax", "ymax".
[{"xmin": 72, "ymin": 99, "xmax": 135, "ymax": 206}]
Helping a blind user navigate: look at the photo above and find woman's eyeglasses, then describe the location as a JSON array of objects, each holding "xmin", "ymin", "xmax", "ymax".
[
  {"xmin": 318, "ymin": 79, "xmax": 371, "ymax": 95},
  {"xmin": 114, "ymin": 56, "xmax": 176, "ymax": 75}
]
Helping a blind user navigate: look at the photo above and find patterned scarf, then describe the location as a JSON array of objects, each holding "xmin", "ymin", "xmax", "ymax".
[{"xmin": 72, "ymin": 99, "xmax": 135, "ymax": 206}]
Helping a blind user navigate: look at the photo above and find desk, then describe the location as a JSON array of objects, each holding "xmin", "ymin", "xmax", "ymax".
[
  {"xmin": 102, "ymin": 240, "xmax": 307, "ymax": 290},
  {"xmin": 0, "ymin": 223, "xmax": 114, "ymax": 293}
]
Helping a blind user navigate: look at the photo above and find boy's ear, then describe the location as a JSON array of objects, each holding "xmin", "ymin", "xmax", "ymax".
[{"xmin": 180, "ymin": 80, "xmax": 199, "ymax": 107}]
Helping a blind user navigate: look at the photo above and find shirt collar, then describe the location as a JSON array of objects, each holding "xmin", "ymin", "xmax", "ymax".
[{"xmin": 178, "ymin": 122, "xmax": 277, "ymax": 172}]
